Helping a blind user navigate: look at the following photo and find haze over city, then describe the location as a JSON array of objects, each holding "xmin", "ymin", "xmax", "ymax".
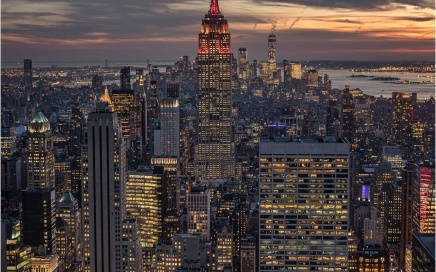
[{"xmin": 2, "ymin": 0, "xmax": 435, "ymax": 63}]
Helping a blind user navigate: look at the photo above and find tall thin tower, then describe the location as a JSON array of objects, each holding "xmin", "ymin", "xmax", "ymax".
[
  {"xmin": 82, "ymin": 101, "xmax": 128, "ymax": 271},
  {"xmin": 195, "ymin": 0, "xmax": 234, "ymax": 181},
  {"xmin": 24, "ymin": 59, "xmax": 32, "ymax": 98},
  {"xmin": 27, "ymin": 112, "xmax": 55, "ymax": 189}
]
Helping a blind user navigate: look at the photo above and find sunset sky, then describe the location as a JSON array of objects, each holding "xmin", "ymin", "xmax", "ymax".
[{"xmin": 1, "ymin": 0, "xmax": 435, "ymax": 65}]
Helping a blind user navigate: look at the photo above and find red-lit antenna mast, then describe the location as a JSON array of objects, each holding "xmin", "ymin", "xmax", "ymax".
[{"xmin": 208, "ymin": 0, "xmax": 221, "ymax": 15}]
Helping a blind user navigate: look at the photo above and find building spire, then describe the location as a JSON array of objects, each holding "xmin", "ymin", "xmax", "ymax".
[
  {"xmin": 101, "ymin": 86, "xmax": 112, "ymax": 105},
  {"xmin": 208, "ymin": 0, "xmax": 221, "ymax": 15}
]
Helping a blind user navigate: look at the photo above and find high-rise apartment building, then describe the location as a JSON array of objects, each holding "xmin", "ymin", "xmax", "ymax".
[
  {"xmin": 259, "ymin": 136, "xmax": 349, "ymax": 271},
  {"xmin": 195, "ymin": 0, "xmax": 234, "ymax": 181},
  {"xmin": 24, "ymin": 58, "xmax": 32, "ymax": 97},
  {"xmin": 82, "ymin": 102, "xmax": 128, "ymax": 271},
  {"xmin": 27, "ymin": 112, "xmax": 55, "ymax": 189}
]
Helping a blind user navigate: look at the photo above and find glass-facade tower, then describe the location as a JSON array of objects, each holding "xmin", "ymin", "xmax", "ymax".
[{"xmin": 259, "ymin": 137, "xmax": 349, "ymax": 271}]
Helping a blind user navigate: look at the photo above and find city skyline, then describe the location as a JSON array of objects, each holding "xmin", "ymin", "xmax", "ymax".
[{"xmin": 2, "ymin": 0, "xmax": 435, "ymax": 64}]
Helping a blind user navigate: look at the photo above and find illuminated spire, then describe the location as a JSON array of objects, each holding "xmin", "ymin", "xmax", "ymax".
[
  {"xmin": 101, "ymin": 86, "xmax": 112, "ymax": 104},
  {"xmin": 208, "ymin": 0, "xmax": 221, "ymax": 15}
]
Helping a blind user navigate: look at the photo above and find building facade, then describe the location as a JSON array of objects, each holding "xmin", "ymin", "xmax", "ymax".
[
  {"xmin": 195, "ymin": 0, "xmax": 234, "ymax": 181},
  {"xmin": 259, "ymin": 137, "xmax": 349, "ymax": 271}
]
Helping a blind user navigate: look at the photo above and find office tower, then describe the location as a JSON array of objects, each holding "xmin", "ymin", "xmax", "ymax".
[
  {"xmin": 27, "ymin": 112, "xmax": 55, "ymax": 189},
  {"xmin": 112, "ymin": 89, "xmax": 135, "ymax": 139},
  {"xmin": 382, "ymin": 146, "xmax": 403, "ymax": 176},
  {"xmin": 82, "ymin": 102, "xmax": 127, "ymax": 271},
  {"xmin": 237, "ymin": 48, "xmax": 248, "ymax": 90},
  {"xmin": 267, "ymin": 31, "xmax": 277, "ymax": 84},
  {"xmin": 305, "ymin": 69, "xmax": 318, "ymax": 87},
  {"xmin": 121, "ymin": 219, "xmax": 143, "ymax": 271},
  {"xmin": 154, "ymin": 84, "xmax": 180, "ymax": 157},
  {"xmin": 57, "ymin": 191, "xmax": 82, "ymax": 263},
  {"xmin": 24, "ymin": 58, "xmax": 32, "ymax": 97},
  {"xmin": 289, "ymin": 62, "xmax": 301, "ymax": 80},
  {"xmin": 384, "ymin": 180, "xmax": 402, "ymax": 258},
  {"xmin": 126, "ymin": 167, "xmax": 164, "ymax": 248},
  {"xmin": 400, "ymin": 161, "xmax": 414, "ymax": 270},
  {"xmin": 112, "ymin": 88, "xmax": 143, "ymax": 168},
  {"xmin": 326, "ymin": 99, "xmax": 340, "ymax": 137},
  {"xmin": 341, "ymin": 86, "xmax": 355, "ymax": 145},
  {"xmin": 412, "ymin": 161, "xmax": 435, "ymax": 233},
  {"xmin": 249, "ymin": 59, "xmax": 258, "ymax": 79},
  {"xmin": 22, "ymin": 188, "xmax": 56, "ymax": 253},
  {"xmin": 196, "ymin": 0, "xmax": 234, "ymax": 181},
  {"xmin": 147, "ymin": 80, "xmax": 160, "ymax": 160},
  {"xmin": 259, "ymin": 136, "xmax": 349, "ymax": 271},
  {"xmin": 1, "ymin": 156, "xmax": 22, "ymax": 191},
  {"xmin": 373, "ymin": 161, "xmax": 395, "ymax": 229},
  {"xmin": 412, "ymin": 233, "xmax": 435, "ymax": 272},
  {"xmin": 188, "ymin": 186, "xmax": 211, "ymax": 241},
  {"xmin": 56, "ymin": 217, "xmax": 74, "ymax": 270},
  {"xmin": 1, "ymin": 126, "xmax": 17, "ymax": 159},
  {"xmin": 120, "ymin": 66, "xmax": 131, "ymax": 89},
  {"xmin": 152, "ymin": 157, "xmax": 179, "ymax": 213},
  {"xmin": 134, "ymin": 68, "xmax": 145, "ymax": 93},
  {"xmin": 354, "ymin": 103, "xmax": 371, "ymax": 134},
  {"xmin": 1, "ymin": 219, "xmax": 32, "ymax": 272},
  {"xmin": 392, "ymin": 92, "xmax": 414, "ymax": 158},
  {"xmin": 91, "ymin": 75, "xmax": 103, "ymax": 91}
]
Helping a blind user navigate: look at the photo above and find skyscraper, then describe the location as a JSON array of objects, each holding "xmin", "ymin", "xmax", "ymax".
[
  {"xmin": 120, "ymin": 66, "xmax": 131, "ymax": 90},
  {"xmin": 27, "ymin": 112, "xmax": 55, "ymax": 189},
  {"xmin": 238, "ymin": 48, "xmax": 248, "ymax": 90},
  {"xmin": 82, "ymin": 102, "xmax": 127, "ymax": 271},
  {"xmin": 412, "ymin": 161, "xmax": 435, "ymax": 234},
  {"xmin": 187, "ymin": 186, "xmax": 211, "ymax": 241},
  {"xmin": 154, "ymin": 84, "xmax": 180, "ymax": 157},
  {"xmin": 24, "ymin": 59, "xmax": 32, "ymax": 97},
  {"xmin": 259, "ymin": 136, "xmax": 349, "ymax": 271},
  {"xmin": 112, "ymin": 88, "xmax": 143, "ymax": 168},
  {"xmin": 392, "ymin": 92, "xmax": 414, "ymax": 158},
  {"xmin": 195, "ymin": 0, "xmax": 234, "ymax": 181},
  {"xmin": 126, "ymin": 167, "xmax": 164, "ymax": 248},
  {"xmin": 22, "ymin": 188, "xmax": 57, "ymax": 254},
  {"xmin": 267, "ymin": 31, "xmax": 277, "ymax": 83},
  {"xmin": 57, "ymin": 191, "xmax": 82, "ymax": 263}
]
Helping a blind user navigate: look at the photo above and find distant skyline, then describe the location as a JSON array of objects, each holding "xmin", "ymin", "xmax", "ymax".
[{"xmin": 1, "ymin": 0, "xmax": 435, "ymax": 65}]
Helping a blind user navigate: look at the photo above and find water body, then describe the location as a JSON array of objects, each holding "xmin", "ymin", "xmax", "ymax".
[
  {"xmin": 3, "ymin": 61, "xmax": 434, "ymax": 99},
  {"xmin": 319, "ymin": 69, "xmax": 435, "ymax": 99}
]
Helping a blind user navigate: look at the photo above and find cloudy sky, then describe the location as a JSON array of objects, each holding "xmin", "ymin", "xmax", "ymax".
[{"xmin": 1, "ymin": 0, "xmax": 435, "ymax": 65}]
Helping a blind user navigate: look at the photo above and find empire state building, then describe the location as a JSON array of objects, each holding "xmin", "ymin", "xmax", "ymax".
[{"xmin": 195, "ymin": 0, "xmax": 234, "ymax": 181}]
